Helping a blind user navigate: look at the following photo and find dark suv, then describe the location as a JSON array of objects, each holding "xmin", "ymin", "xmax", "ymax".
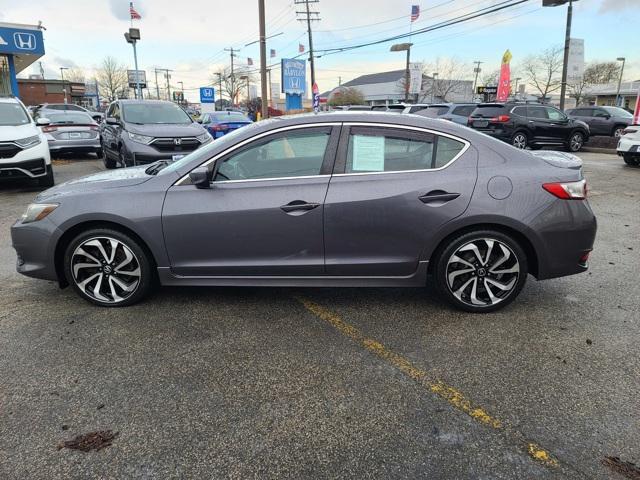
[
  {"xmin": 468, "ymin": 102, "xmax": 589, "ymax": 151},
  {"xmin": 100, "ymin": 100, "xmax": 212, "ymax": 168},
  {"xmin": 565, "ymin": 106, "xmax": 634, "ymax": 138}
]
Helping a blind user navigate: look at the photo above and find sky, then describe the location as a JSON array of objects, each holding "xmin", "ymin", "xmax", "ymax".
[{"xmin": 1, "ymin": 0, "xmax": 638, "ymax": 102}]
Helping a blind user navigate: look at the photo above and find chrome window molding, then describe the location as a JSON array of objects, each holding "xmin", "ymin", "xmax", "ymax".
[{"xmin": 174, "ymin": 121, "xmax": 471, "ymax": 186}]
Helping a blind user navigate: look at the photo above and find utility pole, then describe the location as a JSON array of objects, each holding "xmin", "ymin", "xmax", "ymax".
[
  {"xmin": 224, "ymin": 47, "xmax": 238, "ymax": 105},
  {"xmin": 295, "ymin": 0, "xmax": 320, "ymax": 95},
  {"xmin": 258, "ymin": 0, "xmax": 268, "ymax": 118},
  {"xmin": 338, "ymin": 76, "xmax": 342, "ymax": 86},
  {"xmin": 154, "ymin": 69, "xmax": 160, "ymax": 99},
  {"xmin": 215, "ymin": 72, "xmax": 224, "ymax": 109},
  {"xmin": 60, "ymin": 67, "xmax": 69, "ymax": 104},
  {"xmin": 165, "ymin": 70, "xmax": 172, "ymax": 102},
  {"xmin": 559, "ymin": 0, "xmax": 573, "ymax": 110},
  {"xmin": 472, "ymin": 61, "xmax": 483, "ymax": 101},
  {"xmin": 267, "ymin": 68, "xmax": 272, "ymax": 108}
]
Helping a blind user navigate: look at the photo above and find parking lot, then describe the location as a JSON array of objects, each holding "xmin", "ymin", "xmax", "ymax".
[{"xmin": 0, "ymin": 152, "xmax": 638, "ymax": 479}]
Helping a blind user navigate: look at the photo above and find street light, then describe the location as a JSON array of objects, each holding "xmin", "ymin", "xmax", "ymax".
[
  {"xmin": 390, "ymin": 43, "xmax": 413, "ymax": 103},
  {"xmin": 431, "ymin": 72, "xmax": 438, "ymax": 103},
  {"xmin": 615, "ymin": 57, "xmax": 626, "ymax": 107},
  {"xmin": 124, "ymin": 28, "xmax": 143, "ymax": 100},
  {"xmin": 543, "ymin": 0, "xmax": 578, "ymax": 110},
  {"xmin": 59, "ymin": 67, "xmax": 69, "ymax": 104},
  {"xmin": 513, "ymin": 77, "xmax": 522, "ymax": 99}
]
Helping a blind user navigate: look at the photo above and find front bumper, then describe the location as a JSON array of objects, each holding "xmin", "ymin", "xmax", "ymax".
[
  {"xmin": 123, "ymin": 137, "xmax": 208, "ymax": 165},
  {"xmin": 11, "ymin": 217, "xmax": 62, "ymax": 282},
  {"xmin": 0, "ymin": 139, "xmax": 51, "ymax": 179}
]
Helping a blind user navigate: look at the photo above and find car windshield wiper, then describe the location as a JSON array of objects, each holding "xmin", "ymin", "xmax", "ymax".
[{"xmin": 145, "ymin": 160, "xmax": 171, "ymax": 175}]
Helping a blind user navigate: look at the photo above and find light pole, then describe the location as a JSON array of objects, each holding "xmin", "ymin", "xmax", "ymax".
[
  {"xmin": 390, "ymin": 43, "xmax": 413, "ymax": 103},
  {"xmin": 472, "ymin": 61, "xmax": 482, "ymax": 101},
  {"xmin": 431, "ymin": 73, "xmax": 438, "ymax": 103},
  {"xmin": 513, "ymin": 77, "xmax": 522, "ymax": 99},
  {"xmin": 124, "ymin": 28, "xmax": 143, "ymax": 100},
  {"xmin": 615, "ymin": 57, "xmax": 626, "ymax": 107},
  {"xmin": 59, "ymin": 67, "xmax": 69, "ymax": 104},
  {"xmin": 542, "ymin": 0, "xmax": 576, "ymax": 110}
]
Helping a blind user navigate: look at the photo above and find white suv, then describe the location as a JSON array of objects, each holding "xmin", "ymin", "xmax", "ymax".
[
  {"xmin": 0, "ymin": 97, "xmax": 53, "ymax": 187},
  {"xmin": 617, "ymin": 125, "xmax": 640, "ymax": 167}
]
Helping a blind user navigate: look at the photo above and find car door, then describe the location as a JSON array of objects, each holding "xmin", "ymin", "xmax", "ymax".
[
  {"xmin": 526, "ymin": 106, "xmax": 552, "ymax": 141},
  {"xmin": 591, "ymin": 108, "xmax": 611, "ymax": 135},
  {"xmin": 545, "ymin": 106, "xmax": 572, "ymax": 141},
  {"xmin": 162, "ymin": 124, "xmax": 340, "ymax": 276},
  {"xmin": 103, "ymin": 103, "xmax": 122, "ymax": 157},
  {"xmin": 323, "ymin": 124, "xmax": 476, "ymax": 276}
]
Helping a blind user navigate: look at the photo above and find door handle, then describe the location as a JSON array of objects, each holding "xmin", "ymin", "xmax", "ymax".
[
  {"xmin": 418, "ymin": 192, "xmax": 460, "ymax": 204},
  {"xmin": 280, "ymin": 201, "xmax": 320, "ymax": 213}
]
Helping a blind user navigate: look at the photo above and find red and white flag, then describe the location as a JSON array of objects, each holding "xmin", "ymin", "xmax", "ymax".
[
  {"xmin": 299, "ymin": 43, "xmax": 305, "ymax": 53},
  {"xmin": 633, "ymin": 87, "xmax": 640, "ymax": 125},
  {"xmin": 129, "ymin": 2, "xmax": 141, "ymax": 20},
  {"xmin": 496, "ymin": 50, "xmax": 512, "ymax": 102}
]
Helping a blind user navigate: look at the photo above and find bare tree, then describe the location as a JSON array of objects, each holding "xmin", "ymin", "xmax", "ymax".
[
  {"xmin": 568, "ymin": 61, "xmax": 622, "ymax": 106},
  {"xmin": 211, "ymin": 67, "xmax": 253, "ymax": 105},
  {"xmin": 328, "ymin": 87, "xmax": 365, "ymax": 106},
  {"xmin": 417, "ymin": 58, "xmax": 470, "ymax": 102},
  {"xmin": 481, "ymin": 69, "xmax": 501, "ymax": 87},
  {"xmin": 520, "ymin": 46, "xmax": 563, "ymax": 101},
  {"xmin": 96, "ymin": 56, "xmax": 128, "ymax": 102},
  {"xmin": 65, "ymin": 68, "xmax": 86, "ymax": 84}
]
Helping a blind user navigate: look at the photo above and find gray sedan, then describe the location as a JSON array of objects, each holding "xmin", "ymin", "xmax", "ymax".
[
  {"xmin": 40, "ymin": 111, "xmax": 102, "ymax": 156},
  {"xmin": 11, "ymin": 112, "xmax": 597, "ymax": 312}
]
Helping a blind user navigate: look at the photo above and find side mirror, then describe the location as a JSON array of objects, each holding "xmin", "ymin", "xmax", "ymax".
[
  {"xmin": 106, "ymin": 117, "xmax": 119, "ymax": 125},
  {"xmin": 36, "ymin": 117, "xmax": 50, "ymax": 126},
  {"xmin": 189, "ymin": 166, "xmax": 211, "ymax": 189}
]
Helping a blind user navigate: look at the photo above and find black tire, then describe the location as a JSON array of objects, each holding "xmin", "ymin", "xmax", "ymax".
[
  {"xmin": 118, "ymin": 146, "xmax": 131, "ymax": 168},
  {"xmin": 64, "ymin": 228, "xmax": 154, "ymax": 307},
  {"xmin": 623, "ymin": 153, "xmax": 640, "ymax": 167},
  {"xmin": 565, "ymin": 131, "xmax": 585, "ymax": 152},
  {"xmin": 103, "ymin": 152, "xmax": 117, "ymax": 169},
  {"xmin": 37, "ymin": 164, "xmax": 55, "ymax": 188},
  {"xmin": 510, "ymin": 131, "xmax": 528, "ymax": 149},
  {"xmin": 433, "ymin": 230, "xmax": 528, "ymax": 313},
  {"xmin": 94, "ymin": 147, "xmax": 104, "ymax": 158}
]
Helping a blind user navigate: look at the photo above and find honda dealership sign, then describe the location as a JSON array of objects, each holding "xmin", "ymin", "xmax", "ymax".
[
  {"xmin": 281, "ymin": 58, "xmax": 306, "ymax": 95},
  {"xmin": 0, "ymin": 26, "xmax": 45, "ymax": 55}
]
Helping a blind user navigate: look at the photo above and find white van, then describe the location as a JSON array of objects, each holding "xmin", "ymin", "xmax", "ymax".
[{"xmin": 0, "ymin": 97, "xmax": 53, "ymax": 187}]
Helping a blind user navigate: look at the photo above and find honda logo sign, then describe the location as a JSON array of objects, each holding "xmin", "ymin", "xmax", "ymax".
[{"xmin": 13, "ymin": 32, "xmax": 36, "ymax": 51}]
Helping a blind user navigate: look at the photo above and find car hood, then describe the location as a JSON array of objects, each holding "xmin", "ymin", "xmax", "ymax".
[
  {"xmin": 36, "ymin": 165, "xmax": 153, "ymax": 202},
  {"xmin": 124, "ymin": 122, "xmax": 205, "ymax": 137},
  {"xmin": 0, "ymin": 123, "xmax": 39, "ymax": 142},
  {"xmin": 529, "ymin": 150, "xmax": 582, "ymax": 170}
]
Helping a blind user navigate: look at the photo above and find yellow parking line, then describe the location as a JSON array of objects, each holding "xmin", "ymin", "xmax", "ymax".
[{"xmin": 295, "ymin": 296, "xmax": 558, "ymax": 468}]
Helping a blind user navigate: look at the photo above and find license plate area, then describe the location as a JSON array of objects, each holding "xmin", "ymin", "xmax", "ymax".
[{"xmin": 473, "ymin": 120, "xmax": 489, "ymax": 128}]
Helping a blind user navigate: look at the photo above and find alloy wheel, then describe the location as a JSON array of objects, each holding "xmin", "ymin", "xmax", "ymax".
[
  {"xmin": 70, "ymin": 236, "xmax": 141, "ymax": 304},
  {"xmin": 512, "ymin": 134, "xmax": 527, "ymax": 149},
  {"xmin": 445, "ymin": 238, "xmax": 520, "ymax": 308},
  {"xmin": 569, "ymin": 133, "xmax": 583, "ymax": 152},
  {"xmin": 614, "ymin": 127, "xmax": 624, "ymax": 138}
]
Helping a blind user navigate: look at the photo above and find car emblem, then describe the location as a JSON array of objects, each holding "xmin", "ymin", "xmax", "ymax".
[
  {"xmin": 14, "ymin": 32, "xmax": 36, "ymax": 51},
  {"xmin": 173, "ymin": 138, "xmax": 182, "ymax": 146}
]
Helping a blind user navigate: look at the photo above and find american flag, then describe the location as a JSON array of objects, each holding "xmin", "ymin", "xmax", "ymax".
[
  {"xmin": 411, "ymin": 5, "xmax": 420, "ymax": 22},
  {"xmin": 130, "ymin": 2, "xmax": 141, "ymax": 20},
  {"xmin": 299, "ymin": 43, "xmax": 305, "ymax": 53},
  {"xmin": 270, "ymin": 49, "xmax": 276, "ymax": 58},
  {"xmin": 247, "ymin": 57, "xmax": 253, "ymax": 66}
]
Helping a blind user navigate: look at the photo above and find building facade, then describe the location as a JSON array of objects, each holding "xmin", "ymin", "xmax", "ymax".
[{"xmin": 18, "ymin": 78, "xmax": 88, "ymax": 107}]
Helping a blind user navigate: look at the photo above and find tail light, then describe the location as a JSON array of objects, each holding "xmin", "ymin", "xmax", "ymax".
[
  {"xmin": 41, "ymin": 126, "xmax": 58, "ymax": 133},
  {"xmin": 622, "ymin": 127, "xmax": 637, "ymax": 135},
  {"xmin": 90, "ymin": 125, "xmax": 99, "ymax": 131},
  {"xmin": 491, "ymin": 114, "xmax": 511, "ymax": 123},
  {"xmin": 211, "ymin": 124, "xmax": 229, "ymax": 132},
  {"xmin": 542, "ymin": 179, "xmax": 587, "ymax": 200}
]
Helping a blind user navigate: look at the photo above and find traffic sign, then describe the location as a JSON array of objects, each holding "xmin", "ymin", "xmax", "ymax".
[{"xmin": 200, "ymin": 87, "xmax": 215, "ymax": 103}]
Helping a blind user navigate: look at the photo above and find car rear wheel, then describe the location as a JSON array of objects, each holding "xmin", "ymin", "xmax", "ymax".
[
  {"xmin": 623, "ymin": 153, "xmax": 640, "ymax": 167},
  {"xmin": 64, "ymin": 228, "xmax": 153, "ymax": 307},
  {"xmin": 434, "ymin": 230, "xmax": 528, "ymax": 313},
  {"xmin": 566, "ymin": 132, "xmax": 585, "ymax": 152},
  {"xmin": 613, "ymin": 126, "xmax": 625, "ymax": 138},
  {"xmin": 511, "ymin": 132, "xmax": 528, "ymax": 149}
]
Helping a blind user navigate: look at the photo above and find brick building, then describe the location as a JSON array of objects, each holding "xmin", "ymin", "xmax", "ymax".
[{"xmin": 17, "ymin": 78, "xmax": 86, "ymax": 106}]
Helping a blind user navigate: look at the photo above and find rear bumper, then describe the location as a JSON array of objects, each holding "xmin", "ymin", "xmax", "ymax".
[
  {"xmin": 48, "ymin": 138, "xmax": 101, "ymax": 153},
  {"xmin": 617, "ymin": 137, "xmax": 639, "ymax": 155}
]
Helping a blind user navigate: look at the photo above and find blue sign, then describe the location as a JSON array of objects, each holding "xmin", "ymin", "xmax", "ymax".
[
  {"xmin": 281, "ymin": 58, "xmax": 306, "ymax": 95},
  {"xmin": 200, "ymin": 87, "xmax": 215, "ymax": 103},
  {"xmin": 0, "ymin": 27, "xmax": 45, "ymax": 56}
]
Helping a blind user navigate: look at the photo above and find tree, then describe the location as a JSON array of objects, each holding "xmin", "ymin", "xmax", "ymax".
[
  {"xmin": 211, "ymin": 67, "xmax": 251, "ymax": 106},
  {"xmin": 419, "ymin": 58, "xmax": 470, "ymax": 102},
  {"xmin": 65, "ymin": 68, "xmax": 86, "ymax": 84},
  {"xmin": 520, "ymin": 46, "xmax": 563, "ymax": 101},
  {"xmin": 328, "ymin": 86, "xmax": 365, "ymax": 106},
  {"xmin": 481, "ymin": 69, "xmax": 500, "ymax": 87},
  {"xmin": 568, "ymin": 61, "xmax": 622, "ymax": 106},
  {"xmin": 96, "ymin": 56, "xmax": 128, "ymax": 102}
]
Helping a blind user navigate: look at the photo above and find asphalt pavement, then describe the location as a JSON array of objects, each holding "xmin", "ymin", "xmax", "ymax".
[{"xmin": 0, "ymin": 152, "xmax": 638, "ymax": 479}]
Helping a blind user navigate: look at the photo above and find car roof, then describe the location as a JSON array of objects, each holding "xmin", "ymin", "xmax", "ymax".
[
  {"xmin": 117, "ymin": 99, "xmax": 177, "ymax": 105},
  {"xmin": 0, "ymin": 96, "xmax": 21, "ymax": 104}
]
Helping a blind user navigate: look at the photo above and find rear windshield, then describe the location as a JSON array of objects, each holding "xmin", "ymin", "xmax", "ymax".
[
  {"xmin": 123, "ymin": 103, "xmax": 192, "ymax": 124},
  {"xmin": 47, "ymin": 112, "xmax": 94, "ymax": 124},
  {"xmin": 470, "ymin": 105, "xmax": 507, "ymax": 118},
  {"xmin": 212, "ymin": 113, "xmax": 250, "ymax": 122},
  {"xmin": 602, "ymin": 106, "xmax": 633, "ymax": 118},
  {"xmin": 0, "ymin": 102, "xmax": 31, "ymax": 126}
]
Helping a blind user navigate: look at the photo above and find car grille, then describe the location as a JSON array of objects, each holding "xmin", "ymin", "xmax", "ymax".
[
  {"xmin": 150, "ymin": 137, "xmax": 200, "ymax": 152},
  {"xmin": 0, "ymin": 142, "xmax": 23, "ymax": 159},
  {"xmin": 0, "ymin": 158, "xmax": 46, "ymax": 178}
]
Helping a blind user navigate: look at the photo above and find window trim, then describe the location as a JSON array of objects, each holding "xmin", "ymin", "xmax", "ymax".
[{"xmin": 332, "ymin": 122, "xmax": 470, "ymax": 176}]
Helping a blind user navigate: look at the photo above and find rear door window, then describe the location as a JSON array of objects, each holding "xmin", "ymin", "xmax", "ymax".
[
  {"xmin": 511, "ymin": 106, "xmax": 527, "ymax": 116},
  {"xmin": 527, "ymin": 106, "xmax": 548, "ymax": 119}
]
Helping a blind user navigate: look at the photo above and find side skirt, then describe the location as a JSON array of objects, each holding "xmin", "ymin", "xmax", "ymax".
[{"xmin": 157, "ymin": 262, "xmax": 429, "ymax": 287}]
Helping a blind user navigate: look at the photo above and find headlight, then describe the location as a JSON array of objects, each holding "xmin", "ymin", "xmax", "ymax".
[
  {"xmin": 128, "ymin": 131, "xmax": 154, "ymax": 145},
  {"xmin": 21, "ymin": 203, "xmax": 59, "ymax": 224},
  {"xmin": 197, "ymin": 131, "xmax": 213, "ymax": 144},
  {"xmin": 15, "ymin": 135, "xmax": 42, "ymax": 148}
]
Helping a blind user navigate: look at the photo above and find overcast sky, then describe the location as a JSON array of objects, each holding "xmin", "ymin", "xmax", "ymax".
[{"xmin": 1, "ymin": 0, "xmax": 638, "ymax": 102}]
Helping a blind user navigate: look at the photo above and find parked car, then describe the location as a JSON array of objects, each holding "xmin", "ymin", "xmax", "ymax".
[
  {"xmin": 403, "ymin": 103, "xmax": 430, "ymax": 114},
  {"xmin": 40, "ymin": 111, "xmax": 102, "ymax": 157},
  {"xmin": 565, "ymin": 106, "xmax": 634, "ymax": 138},
  {"xmin": 99, "ymin": 100, "xmax": 212, "ymax": 169},
  {"xmin": 330, "ymin": 105, "xmax": 372, "ymax": 111},
  {"xmin": 371, "ymin": 104, "xmax": 405, "ymax": 113},
  {"xmin": 415, "ymin": 103, "xmax": 478, "ymax": 125},
  {"xmin": 468, "ymin": 102, "xmax": 589, "ymax": 151},
  {"xmin": 200, "ymin": 111, "xmax": 252, "ymax": 139},
  {"xmin": 0, "ymin": 97, "xmax": 53, "ymax": 187},
  {"xmin": 12, "ymin": 112, "xmax": 596, "ymax": 312},
  {"xmin": 34, "ymin": 103, "xmax": 103, "ymax": 123},
  {"xmin": 616, "ymin": 125, "xmax": 640, "ymax": 166}
]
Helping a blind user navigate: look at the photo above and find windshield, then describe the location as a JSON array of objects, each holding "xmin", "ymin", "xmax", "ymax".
[
  {"xmin": 122, "ymin": 103, "xmax": 192, "ymax": 124},
  {"xmin": 157, "ymin": 123, "xmax": 260, "ymax": 176},
  {"xmin": 602, "ymin": 106, "xmax": 633, "ymax": 118},
  {"xmin": 48, "ymin": 112, "xmax": 94, "ymax": 124},
  {"xmin": 0, "ymin": 102, "xmax": 31, "ymax": 126},
  {"xmin": 212, "ymin": 113, "xmax": 250, "ymax": 123}
]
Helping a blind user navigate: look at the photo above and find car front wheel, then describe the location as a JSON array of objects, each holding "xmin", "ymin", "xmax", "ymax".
[
  {"xmin": 434, "ymin": 230, "xmax": 528, "ymax": 313},
  {"xmin": 64, "ymin": 228, "xmax": 153, "ymax": 307},
  {"xmin": 511, "ymin": 132, "xmax": 528, "ymax": 149},
  {"xmin": 566, "ymin": 132, "xmax": 585, "ymax": 152}
]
